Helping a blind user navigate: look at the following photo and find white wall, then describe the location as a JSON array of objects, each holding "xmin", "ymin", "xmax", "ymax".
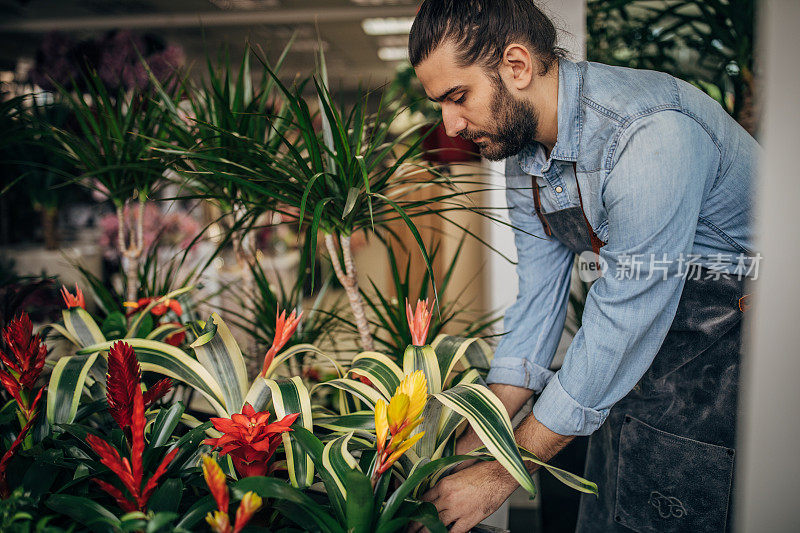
[{"xmin": 736, "ymin": 1, "xmax": 800, "ymax": 530}]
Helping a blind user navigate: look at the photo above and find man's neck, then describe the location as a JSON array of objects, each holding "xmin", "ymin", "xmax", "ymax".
[{"xmin": 534, "ymin": 60, "xmax": 560, "ymax": 155}]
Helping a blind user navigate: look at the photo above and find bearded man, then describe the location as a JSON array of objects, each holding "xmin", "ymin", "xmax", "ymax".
[{"xmin": 408, "ymin": 1, "xmax": 760, "ymax": 532}]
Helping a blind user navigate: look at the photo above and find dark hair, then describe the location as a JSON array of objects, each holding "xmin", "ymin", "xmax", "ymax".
[{"xmin": 408, "ymin": 0, "xmax": 565, "ymax": 74}]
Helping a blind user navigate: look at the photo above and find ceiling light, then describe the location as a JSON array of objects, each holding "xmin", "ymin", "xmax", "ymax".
[
  {"xmin": 377, "ymin": 46, "xmax": 408, "ymax": 62},
  {"xmin": 362, "ymin": 17, "xmax": 415, "ymax": 36}
]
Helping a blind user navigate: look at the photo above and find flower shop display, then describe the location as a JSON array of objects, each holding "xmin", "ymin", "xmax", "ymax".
[{"xmin": 0, "ymin": 42, "xmax": 598, "ymax": 532}]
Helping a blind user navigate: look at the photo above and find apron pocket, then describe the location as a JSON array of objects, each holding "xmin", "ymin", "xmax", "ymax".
[{"xmin": 614, "ymin": 416, "xmax": 734, "ymax": 532}]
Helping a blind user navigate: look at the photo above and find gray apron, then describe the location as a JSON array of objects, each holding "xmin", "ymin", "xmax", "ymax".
[{"xmin": 531, "ymin": 164, "xmax": 748, "ymax": 533}]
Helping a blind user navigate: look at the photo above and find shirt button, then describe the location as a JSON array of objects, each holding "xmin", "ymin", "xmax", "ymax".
[{"xmin": 555, "ymin": 186, "xmax": 563, "ymax": 193}]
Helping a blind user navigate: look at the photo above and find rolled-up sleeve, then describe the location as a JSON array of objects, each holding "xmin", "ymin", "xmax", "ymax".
[
  {"xmin": 532, "ymin": 111, "xmax": 719, "ymax": 436},
  {"xmin": 486, "ymin": 158, "xmax": 574, "ymax": 393}
]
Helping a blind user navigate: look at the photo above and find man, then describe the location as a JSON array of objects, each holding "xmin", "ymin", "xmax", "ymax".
[{"xmin": 408, "ymin": 1, "xmax": 760, "ymax": 532}]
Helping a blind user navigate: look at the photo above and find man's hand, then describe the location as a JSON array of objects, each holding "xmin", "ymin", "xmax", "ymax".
[
  {"xmin": 409, "ymin": 460, "xmax": 517, "ymax": 533},
  {"xmin": 407, "ymin": 385, "xmax": 574, "ymax": 533}
]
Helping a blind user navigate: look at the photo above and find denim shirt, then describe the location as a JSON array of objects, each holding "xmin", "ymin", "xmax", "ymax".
[{"xmin": 485, "ymin": 58, "xmax": 761, "ymax": 436}]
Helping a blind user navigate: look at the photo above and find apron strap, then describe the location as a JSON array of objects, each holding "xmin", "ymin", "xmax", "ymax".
[
  {"xmin": 530, "ymin": 161, "xmax": 606, "ymax": 254},
  {"xmin": 572, "ymin": 162, "xmax": 607, "ymax": 256}
]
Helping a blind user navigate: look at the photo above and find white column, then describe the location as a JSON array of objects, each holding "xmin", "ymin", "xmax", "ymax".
[{"xmin": 736, "ymin": 1, "xmax": 800, "ymax": 531}]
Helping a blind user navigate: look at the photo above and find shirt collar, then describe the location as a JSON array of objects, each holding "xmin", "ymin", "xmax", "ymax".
[{"xmin": 517, "ymin": 57, "xmax": 583, "ymax": 174}]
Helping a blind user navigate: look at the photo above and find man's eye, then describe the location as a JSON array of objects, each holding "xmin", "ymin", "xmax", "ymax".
[{"xmin": 453, "ymin": 94, "xmax": 466, "ymax": 104}]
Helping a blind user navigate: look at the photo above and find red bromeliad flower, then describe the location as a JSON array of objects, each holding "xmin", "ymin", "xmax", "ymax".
[
  {"xmin": 260, "ymin": 309, "xmax": 302, "ymax": 377},
  {"xmin": 406, "ymin": 299, "xmax": 433, "ymax": 347},
  {"xmin": 106, "ymin": 341, "xmax": 172, "ymax": 433},
  {"xmin": 0, "ymin": 313, "xmax": 47, "ymax": 419},
  {"xmin": 203, "ymin": 403, "xmax": 299, "ymax": 478},
  {"xmin": 123, "ymin": 297, "xmax": 183, "ymax": 318},
  {"xmin": 60, "ymin": 284, "xmax": 86, "ymax": 310},
  {"xmin": 87, "ymin": 389, "xmax": 179, "ymax": 513}
]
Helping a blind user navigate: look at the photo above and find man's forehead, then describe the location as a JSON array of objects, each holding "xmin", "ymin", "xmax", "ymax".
[{"xmin": 415, "ymin": 45, "xmax": 484, "ymax": 99}]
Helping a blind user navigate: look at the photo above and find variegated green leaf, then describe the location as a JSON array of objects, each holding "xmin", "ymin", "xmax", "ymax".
[
  {"xmin": 47, "ymin": 353, "xmax": 99, "ymax": 424},
  {"xmin": 48, "ymin": 323, "xmax": 80, "ymax": 346},
  {"xmin": 77, "ymin": 339, "xmax": 227, "ymax": 416},
  {"xmin": 263, "ymin": 343, "xmax": 344, "ymax": 379},
  {"xmin": 146, "ymin": 323, "xmax": 185, "ymax": 342},
  {"xmin": 243, "ymin": 377, "xmax": 272, "ymax": 412},
  {"xmin": 314, "ymin": 411, "xmax": 375, "ymax": 434},
  {"xmin": 62, "ymin": 309, "xmax": 105, "ymax": 348},
  {"xmin": 347, "ymin": 351, "xmax": 403, "ymax": 399},
  {"xmin": 518, "ymin": 447, "xmax": 598, "ymax": 495},
  {"xmin": 314, "ymin": 377, "xmax": 385, "ymax": 409},
  {"xmin": 432, "ymin": 383, "xmax": 537, "ymax": 497},
  {"xmin": 431, "ymin": 335, "xmax": 493, "ymax": 386},
  {"xmin": 403, "ymin": 344, "xmax": 442, "ymax": 394},
  {"xmin": 322, "ymin": 431, "xmax": 360, "ymax": 499},
  {"xmin": 189, "ymin": 313, "xmax": 248, "ymax": 413},
  {"xmin": 430, "ymin": 369, "xmax": 483, "ymax": 460},
  {"xmin": 266, "ymin": 376, "xmax": 314, "ymax": 489}
]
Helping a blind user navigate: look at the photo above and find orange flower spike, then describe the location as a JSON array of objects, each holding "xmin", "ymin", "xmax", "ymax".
[
  {"xmin": 60, "ymin": 284, "xmax": 86, "ymax": 310},
  {"xmin": 406, "ymin": 299, "xmax": 433, "ymax": 346},
  {"xmin": 260, "ymin": 309, "xmax": 302, "ymax": 376},
  {"xmin": 206, "ymin": 510, "xmax": 232, "ymax": 533},
  {"xmin": 374, "ymin": 399, "xmax": 389, "ymax": 452},
  {"xmin": 202, "ymin": 455, "xmax": 229, "ymax": 513},
  {"xmin": 233, "ymin": 491, "xmax": 263, "ymax": 533}
]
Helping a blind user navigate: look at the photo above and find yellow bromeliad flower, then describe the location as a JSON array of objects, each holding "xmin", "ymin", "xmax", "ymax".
[{"xmin": 372, "ymin": 370, "xmax": 428, "ymax": 484}]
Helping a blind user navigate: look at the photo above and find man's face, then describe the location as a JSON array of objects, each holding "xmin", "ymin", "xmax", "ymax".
[{"xmin": 414, "ymin": 41, "xmax": 539, "ymax": 161}]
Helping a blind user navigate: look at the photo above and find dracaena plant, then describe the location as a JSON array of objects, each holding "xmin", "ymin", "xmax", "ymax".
[
  {"xmin": 180, "ymin": 44, "xmax": 495, "ymax": 356},
  {"xmin": 49, "ymin": 70, "xmax": 178, "ymax": 302}
]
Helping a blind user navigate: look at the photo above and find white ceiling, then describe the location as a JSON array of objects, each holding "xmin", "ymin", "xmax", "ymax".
[{"xmin": 0, "ymin": 0, "xmax": 421, "ymax": 89}]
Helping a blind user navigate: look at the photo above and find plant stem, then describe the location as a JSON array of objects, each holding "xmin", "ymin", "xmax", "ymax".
[
  {"xmin": 117, "ymin": 199, "xmax": 145, "ymax": 304},
  {"xmin": 232, "ymin": 202, "xmax": 259, "ymax": 373},
  {"xmin": 325, "ymin": 232, "xmax": 374, "ymax": 352}
]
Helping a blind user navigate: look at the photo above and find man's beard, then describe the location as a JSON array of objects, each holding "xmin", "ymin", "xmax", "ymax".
[{"xmin": 459, "ymin": 76, "xmax": 539, "ymax": 161}]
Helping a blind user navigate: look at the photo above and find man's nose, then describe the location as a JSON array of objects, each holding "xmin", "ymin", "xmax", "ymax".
[{"xmin": 441, "ymin": 105, "xmax": 467, "ymax": 137}]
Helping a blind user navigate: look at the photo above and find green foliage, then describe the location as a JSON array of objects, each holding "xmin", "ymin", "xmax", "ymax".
[
  {"xmin": 49, "ymin": 71, "xmax": 177, "ymax": 205},
  {"xmin": 587, "ymin": 0, "xmax": 757, "ymax": 125},
  {"xmin": 361, "ymin": 237, "xmax": 500, "ymax": 360}
]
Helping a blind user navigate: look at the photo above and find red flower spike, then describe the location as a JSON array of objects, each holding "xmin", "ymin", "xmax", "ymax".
[
  {"xmin": 86, "ymin": 402, "xmax": 180, "ymax": 513},
  {"xmin": 142, "ymin": 378, "xmax": 173, "ymax": 407},
  {"xmin": 406, "ymin": 299, "xmax": 433, "ymax": 347},
  {"xmin": 0, "ymin": 313, "xmax": 47, "ymax": 415},
  {"xmin": 106, "ymin": 341, "xmax": 141, "ymax": 431},
  {"xmin": 60, "ymin": 284, "xmax": 86, "ymax": 310},
  {"xmin": 139, "ymin": 447, "xmax": 179, "ymax": 506},
  {"xmin": 202, "ymin": 455, "xmax": 230, "ymax": 513},
  {"xmin": 204, "ymin": 403, "xmax": 300, "ymax": 478},
  {"xmin": 130, "ymin": 385, "xmax": 145, "ymax": 489},
  {"xmin": 0, "ymin": 414, "xmax": 36, "ymax": 498},
  {"xmin": 260, "ymin": 309, "xmax": 302, "ymax": 376}
]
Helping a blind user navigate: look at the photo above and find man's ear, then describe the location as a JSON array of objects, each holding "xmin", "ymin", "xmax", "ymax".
[{"xmin": 500, "ymin": 44, "xmax": 535, "ymax": 91}]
